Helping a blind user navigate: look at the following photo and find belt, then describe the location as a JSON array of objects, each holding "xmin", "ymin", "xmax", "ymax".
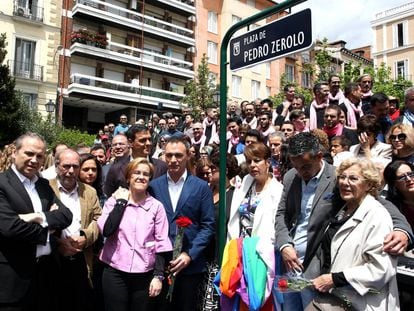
[{"xmin": 35, "ymin": 255, "xmax": 50, "ymax": 264}]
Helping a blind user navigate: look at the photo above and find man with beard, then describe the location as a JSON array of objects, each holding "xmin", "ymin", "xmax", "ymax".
[
  {"xmin": 322, "ymin": 105, "xmax": 358, "ymax": 145},
  {"xmin": 328, "ymin": 74, "xmax": 344, "ymax": 105},
  {"xmin": 307, "ymin": 82, "xmax": 330, "ymax": 130},
  {"xmin": 257, "ymin": 111, "xmax": 275, "ymax": 144},
  {"xmin": 358, "ymin": 73, "xmax": 373, "ymax": 114},
  {"xmin": 242, "ymin": 102, "xmax": 257, "ymax": 129},
  {"xmin": 339, "ymin": 82, "xmax": 364, "ymax": 129}
]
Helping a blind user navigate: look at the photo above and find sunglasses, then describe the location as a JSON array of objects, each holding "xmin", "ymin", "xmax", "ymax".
[
  {"xmin": 389, "ymin": 133, "xmax": 407, "ymax": 141},
  {"xmin": 397, "ymin": 171, "xmax": 414, "ymax": 182}
]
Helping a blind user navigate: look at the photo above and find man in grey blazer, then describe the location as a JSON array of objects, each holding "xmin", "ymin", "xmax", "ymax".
[{"xmin": 275, "ymin": 132, "xmax": 413, "ymax": 310}]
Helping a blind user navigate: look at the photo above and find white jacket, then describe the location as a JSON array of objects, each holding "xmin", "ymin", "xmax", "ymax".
[
  {"xmin": 227, "ymin": 174, "xmax": 283, "ymax": 244},
  {"xmin": 330, "ymin": 195, "xmax": 399, "ymax": 311}
]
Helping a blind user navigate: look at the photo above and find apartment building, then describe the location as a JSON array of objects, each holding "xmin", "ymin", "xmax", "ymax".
[
  {"xmin": 0, "ymin": 0, "xmax": 61, "ymax": 116},
  {"xmin": 371, "ymin": 2, "xmax": 414, "ymax": 82},
  {"xmin": 196, "ymin": 0, "xmax": 287, "ymax": 104},
  {"xmin": 60, "ymin": 0, "xmax": 196, "ymax": 130}
]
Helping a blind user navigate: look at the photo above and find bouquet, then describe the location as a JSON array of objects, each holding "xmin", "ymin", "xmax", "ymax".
[{"xmin": 166, "ymin": 216, "xmax": 193, "ymax": 302}]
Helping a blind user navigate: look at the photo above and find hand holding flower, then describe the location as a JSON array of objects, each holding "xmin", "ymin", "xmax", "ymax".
[{"xmin": 169, "ymin": 252, "xmax": 191, "ymax": 276}]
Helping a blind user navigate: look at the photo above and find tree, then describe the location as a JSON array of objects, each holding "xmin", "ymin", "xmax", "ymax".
[
  {"xmin": 269, "ymin": 73, "xmax": 313, "ymax": 107},
  {"xmin": 181, "ymin": 54, "xmax": 216, "ymax": 119},
  {"xmin": 314, "ymin": 38, "xmax": 332, "ymax": 82},
  {"xmin": 0, "ymin": 33, "xmax": 25, "ymax": 145}
]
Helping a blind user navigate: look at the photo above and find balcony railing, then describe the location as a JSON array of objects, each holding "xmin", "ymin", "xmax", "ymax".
[
  {"xmin": 13, "ymin": 0, "xmax": 44, "ymax": 23},
  {"xmin": 70, "ymin": 74, "xmax": 185, "ymax": 102},
  {"xmin": 74, "ymin": 0, "xmax": 193, "ymax": 38},
  {"xmin": 8, "ymin": 60, "xmax": 43, "ymax": 81}
]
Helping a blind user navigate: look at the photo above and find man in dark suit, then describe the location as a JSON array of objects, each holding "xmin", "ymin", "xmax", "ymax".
[
  {"xmin": 275, "ymin": 132, "xmax": 413, "ymax": 310},
  {"xmin": 104, "ymin": 125, "xmax": 167, "ymax": 196},
  {"xmin": 0, "ymin": 132, "xmax": 72, "ymax": 311},
  {"xmin": 149, "ymin": 137, "xmax": 215, "ymax": 311}
]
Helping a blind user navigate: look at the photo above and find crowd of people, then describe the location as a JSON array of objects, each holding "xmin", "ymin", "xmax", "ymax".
[{"xmin": 1, "ymin": 74, "xmax": 414, "ymax": 311}]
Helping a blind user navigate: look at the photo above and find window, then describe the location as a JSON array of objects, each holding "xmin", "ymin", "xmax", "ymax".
[
  {"xmin": 393, "ymin": 21, "xmax": 408, "ymax": 48},
  {"xmin": 266, "ymin": 86, "xmax": 271, "ymax": 97},
  {"xmin": 251, "ymin": 80, "xmax": 260, "ymax": 100},
  {"xmin": 247, "ymin": 0, "xmax": 255, "ymax": 8},
  {"xmin": 232, "ymin": 15, "xmax": 241, "ymax": 25},
  {"xmin": 265, "ymin": 62, "xmax": 271, "ymax": 79},
  {"xmin": 208, "ymin": 72, "xmax": 218, "ymax": 87},
  {"xmin": 22, "ymin": 93, "xmax": 37, "ymax": 111},
  {"xmin": 285, "ymin": 64, "xmax": 294, "ymax": 82},
  {"xmin": 302, "ymin": 72, "xmax": 311, "ymax": 88},
  {"xmin": 395, "ymin": 60, "xmax": 408, "ymax": 79},
  {"xmin": 208, "ymin": 11, "xmax": 218, "ymax": 34},
  {"xmin": 207, "ymin": 41, "xmax": 218, "ymax": 64},
  {"xmin": 232, "ymin": 75, "xmax": 241, "ymax": 98},
  {"xmin": 301, "ymin": 51, "xmax": 310, "ymax": 63},
  {"xmin": 14, "ymin": 38, "xmax": 37, "ymax": 79}
]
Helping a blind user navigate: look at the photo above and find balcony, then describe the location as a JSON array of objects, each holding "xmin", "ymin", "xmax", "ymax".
[
  {"xmin": 12, "ymin": 0, "xmax": 44, "ymax": 24},
  {"xmin": 68, "ymin": 74, "xmax": 184, "ymax": 109},
  {"xmin": 73, "ymin": 0, "xmax": 195, "ymax": 47},
  {"xmin": 146, "ymin": 0, "xmax": 196, "ymax": 16},
  {"xmin": 70, "ymin": 41, "xmax": 194, "ymax": 79},
  {"xmin": 8, "ymin": 60, "xmax": 43, "ymax": 81}
]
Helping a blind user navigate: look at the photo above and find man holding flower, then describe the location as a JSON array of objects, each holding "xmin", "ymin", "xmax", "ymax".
[{"xmin": 149, "ymin": 137, "xmax": 215, "ymax": 311}]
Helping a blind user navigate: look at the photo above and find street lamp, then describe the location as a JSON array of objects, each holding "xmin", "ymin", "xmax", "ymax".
[
  {"xmin": 45, "ymin": 99, "xmax": 55, "ymax": 114},
  {"xmin": 213, "ymin": 90, "xmax": 220, "ymax": 105}
]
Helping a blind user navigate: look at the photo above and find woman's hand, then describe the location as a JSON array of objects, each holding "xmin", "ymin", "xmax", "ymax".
[
  {"xmin": 312, "ymin": 273, "xmax": 334, "ymax": 293},
  {"xmin": 112, "ymin": 187, "xmax": 129, "ymax": 201},
  {"xmin": 149, "ymin": 277, "xmax": 162, "ymax": 297}
]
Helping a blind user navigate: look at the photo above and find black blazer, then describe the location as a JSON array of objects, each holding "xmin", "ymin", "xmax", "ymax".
[{"xmin": 0, "ymin": 169, "xmax": 72, "ymax": 303}]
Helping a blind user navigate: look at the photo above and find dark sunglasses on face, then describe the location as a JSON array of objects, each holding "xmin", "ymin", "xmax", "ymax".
[
  {"xmin": 397, "ymin": 171, "xmax": 414, "ymax": 182},
  {"xmin": 389, "ymin": 133, "xmax": 407, "ymax": 141}
]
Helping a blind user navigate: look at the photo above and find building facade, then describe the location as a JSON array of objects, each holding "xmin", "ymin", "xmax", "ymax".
[
  {"xmin": 0, "ymin": 0, "xmax": 62, "ymax": 117},
  {"xmin": 59, "ymin": 0, "xmax": 196, "ymax": 131},
  {"xmin": 196, "ymin": 0, "xmax": 287, "ymax": 105},
  {"xmin": 371, "ymin": 2, "xmax": 414, "ymax": 82}
]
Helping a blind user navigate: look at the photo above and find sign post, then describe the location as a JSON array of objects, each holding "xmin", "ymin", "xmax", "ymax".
[{"xmin": 218, "ymin": 0, "xmax": 310, "ymax": 264}]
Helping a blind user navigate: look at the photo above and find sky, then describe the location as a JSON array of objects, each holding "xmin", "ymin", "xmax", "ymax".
[{"xmin": 292, "ymin": 0, "xmax": 411, "ymax": 49}]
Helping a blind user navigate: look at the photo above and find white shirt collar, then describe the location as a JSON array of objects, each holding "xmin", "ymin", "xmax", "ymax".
[
  {"xmin": 11, "ymin": 164, "xmax": 38, "ymax": 184},
  {"xmin": 167, "ymin": 169, "xmax": 188, "ymax": 184}
]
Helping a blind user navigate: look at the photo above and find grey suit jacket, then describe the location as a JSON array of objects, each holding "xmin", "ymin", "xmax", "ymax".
[{"xmin": 275, "ymin": 161, "xmax": 339, "ymax": 270}]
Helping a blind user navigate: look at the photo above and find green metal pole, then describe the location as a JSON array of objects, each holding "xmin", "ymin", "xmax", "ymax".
[{"xmin": 218, "ymin": 0, "xmax": 308, "ymax": 264}]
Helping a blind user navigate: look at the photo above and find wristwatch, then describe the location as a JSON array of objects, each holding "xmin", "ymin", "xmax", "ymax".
[{"xmin": 153, "ymin": 274, "xmax": 165, "ymax": 281}]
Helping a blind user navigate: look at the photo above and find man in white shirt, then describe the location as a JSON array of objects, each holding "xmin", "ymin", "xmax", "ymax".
[
  {"xmin": 0, "ymin": 132, "xmax": 72, "ymax": 311},
  {"xmin": 49, "ymin": 148, "xmax": 101, "ymax": 311}
]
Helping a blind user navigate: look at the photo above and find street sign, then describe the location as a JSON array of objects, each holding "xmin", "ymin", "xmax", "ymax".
[{"xmin": 230, "ymin": 8, "xmax": 312, "ymax": 71}]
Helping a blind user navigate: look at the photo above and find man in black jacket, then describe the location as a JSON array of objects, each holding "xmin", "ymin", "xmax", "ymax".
[{"xmin": 0, "ymin": 132, "xmax": 72, "ymax": 311}]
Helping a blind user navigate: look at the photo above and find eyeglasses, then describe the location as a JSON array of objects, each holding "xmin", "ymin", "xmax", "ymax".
[
  {"xmin": 60, "ymin": 164, "xmax": 80, "ymax": 170},
  {"xmin": 397, "ymin": 171, "xmax": 414, "ymax": 182},
  {"xmin": 338, "ymin": 174, "xmax": 364, "ymax": 184},
  {"xmin": 389, "ymin": 133, "xmax": 407, "ymax": 142}
]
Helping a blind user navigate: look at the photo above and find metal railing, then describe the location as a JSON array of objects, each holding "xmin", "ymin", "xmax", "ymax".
[
  {"xmin": 77, "ymin": 40, "xmax": 193, "ymax": 71},
  {"xmin": 13, "ymin": 0, "xmax": 44, "ymax": 23},
  {"xmin": 8, "ymin": 60, "xmax": 43, "ymax": 81},
  {"xmin": 75, "ymin": 0, "xmax": 193, "ymax": 38},
  {"xmin": 70, "ymin": 74, "xmax": 184, "ymax": 102}
]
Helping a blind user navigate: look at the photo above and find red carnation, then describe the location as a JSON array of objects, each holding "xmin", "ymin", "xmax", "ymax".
[
  {"xmin": 176, "ymin": 216, "xmax": 192, "ymax": 228},
  {"xmin": 278, "ymin": 278, "xmax": 288, "ymax": 289}
]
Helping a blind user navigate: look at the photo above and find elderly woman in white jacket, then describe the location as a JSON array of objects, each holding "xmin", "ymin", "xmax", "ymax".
[
  {"xmin": 311, "ymin": 158, "xmax": 399, "ymax": 311},
  {"xmin": 227, "ymin": 142, "xmax": 283, "ymax": 244}
]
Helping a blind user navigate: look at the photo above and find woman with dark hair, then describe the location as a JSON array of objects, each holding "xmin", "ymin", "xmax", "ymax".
[
  {"xmin": 349, "ymin": 114, "xmax": 392, "ymax": 163},
  {"xmin": 383, "ymin": 160, "xmax": 414, "ymax": 230},
  {"xmin": 79, "ymin": 153, "xmax": 105, "ymax": 206},
  {"xmin": 195, "ymin": 158, "xmax": 213, "ymax": 183}
]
